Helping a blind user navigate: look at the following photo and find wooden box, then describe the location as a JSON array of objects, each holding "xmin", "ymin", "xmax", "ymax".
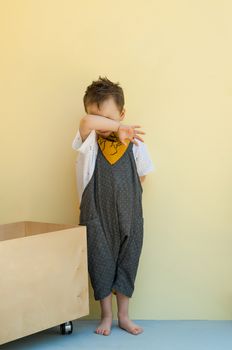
[{"xmin": 0, "ymin": 221, "xmax": 89, "ymax": 345}]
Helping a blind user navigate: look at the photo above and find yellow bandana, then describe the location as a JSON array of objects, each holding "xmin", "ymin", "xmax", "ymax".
[{"xmin": 97, "ymin": 132, "xmax": 130, "ymax": 165}]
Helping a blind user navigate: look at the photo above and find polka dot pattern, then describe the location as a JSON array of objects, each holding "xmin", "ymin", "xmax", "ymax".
[{"xmin": 79, "ymin": 141, "xmax": 144, "ymax": 300}]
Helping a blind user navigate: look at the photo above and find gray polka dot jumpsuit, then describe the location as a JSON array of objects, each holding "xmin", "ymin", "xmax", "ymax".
[{"xmin": 79, "ymin": 139, "xmax": 144, "ymax": 301}]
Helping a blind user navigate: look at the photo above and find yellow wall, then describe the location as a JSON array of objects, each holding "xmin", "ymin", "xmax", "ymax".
[{"xmin": 0, "ymin": 0, "xmax": 232, "ymax": 320}]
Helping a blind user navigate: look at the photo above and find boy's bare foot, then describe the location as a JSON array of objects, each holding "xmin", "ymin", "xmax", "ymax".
[
  {"xmin": 95, "ymin": 315, "xmax": 112, "ymax": 336},
  {"xmin": 118, "ymin": 315, "xmax": 143, "ymax": 335}
]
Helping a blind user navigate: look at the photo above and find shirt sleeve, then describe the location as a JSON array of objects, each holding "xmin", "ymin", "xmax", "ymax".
[
  {"xmin": 134, "ymin": 140, "xmax": 156, "ymax": 176},
  {"xmin": 71, "ymin": 128, "xmax": 97, "ymax": 154}
]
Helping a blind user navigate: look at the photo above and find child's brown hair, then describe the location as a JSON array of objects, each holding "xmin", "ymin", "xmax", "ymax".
[{"xmin": 83, "ymin": 76, "xmax": 125, "ymax": 113}]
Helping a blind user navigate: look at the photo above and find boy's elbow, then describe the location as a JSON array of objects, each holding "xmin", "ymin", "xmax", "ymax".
[
  {"xmin": 81, "ymin": 115, "xmax": 91, "ymax": 127},
  {"xmin": 139, "ymin": 175, "xmax": 146, "ymax": 183},
  {"xmin": 80, "ymin": 115, "xmax": 94, "ymax": 132},
  {"xmin": 81, "ymin": 114, "xmax": 99, "ymax": 131}
]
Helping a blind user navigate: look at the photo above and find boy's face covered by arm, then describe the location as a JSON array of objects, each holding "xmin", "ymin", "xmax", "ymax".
[
  {"xmin": 86, "ymin": 97, "xmax": 125, "ymax": 138},
  {"xmin": 80, "ymin": 97, "xmax": 145, "ymax": 145}
]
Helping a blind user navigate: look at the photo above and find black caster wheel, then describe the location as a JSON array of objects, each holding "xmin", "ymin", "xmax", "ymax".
[{"xmin": 60, "ymin": 321, "xmax": 73, "ymax": 335}]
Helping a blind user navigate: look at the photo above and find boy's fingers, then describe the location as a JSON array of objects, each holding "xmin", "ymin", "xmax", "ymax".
[
  {"xmin": 135, "ymin": 130, "xmax": 146, "ymax": 135},
  {"xmin": 132, "ymin": 139, "xmax": 139, "ymax": 146},
  {"xmin": 134, "ymin": 135, "xmax": 144, "ymax": 142}
]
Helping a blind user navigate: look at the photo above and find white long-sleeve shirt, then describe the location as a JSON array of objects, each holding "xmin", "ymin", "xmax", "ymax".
[{"xmin": 72, "ymin": 128, "xmax": 156, "ymax": 203}]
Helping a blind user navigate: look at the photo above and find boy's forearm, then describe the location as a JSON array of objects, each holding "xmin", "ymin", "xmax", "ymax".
[{"xmin": 82, "ymin": 114, "xmax": 120, "ymax": 132}]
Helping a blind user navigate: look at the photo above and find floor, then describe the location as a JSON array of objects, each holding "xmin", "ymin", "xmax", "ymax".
[{"xmin": 1, "ymin": 320, "xmax": 232, "ymax": 350}]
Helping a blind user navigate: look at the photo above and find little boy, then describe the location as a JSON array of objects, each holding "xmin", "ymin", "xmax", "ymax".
[{"xmin": 72, "ymin": 76, "xmax": 155, "ymax": 336}]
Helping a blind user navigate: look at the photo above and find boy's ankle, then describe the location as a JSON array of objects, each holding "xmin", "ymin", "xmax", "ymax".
[
  {"xmin": 117, "ymin": 312, "xmax": 129, "ymax": 319},
  {"xmin": 101, "ymin": 312, "xmax": 113, "ymax": 319}
]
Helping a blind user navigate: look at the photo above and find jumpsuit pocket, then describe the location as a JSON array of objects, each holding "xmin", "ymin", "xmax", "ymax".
[
  {"xmin": 140, "ymin": 216, "xmax": 144, "ymax": 228},
  {"xmin": 136, "ymin": 172, "xmax": 143, "ymax": 194},
  {"xmin": 135, "ymin": 216, "xmax": 144, "ymax": 254},
  {"xmin": 139, "ymin": 180, "xmax": 143, "ymax": 194},
  {"xmin": 79, "ymin": 216, "xmax": 98, "ymax": 226}
]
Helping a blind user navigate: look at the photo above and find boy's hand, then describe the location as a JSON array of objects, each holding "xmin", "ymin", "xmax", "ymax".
[{"xmin": 117, "ymin": 124, "xmax": 145, "ymax": 146}]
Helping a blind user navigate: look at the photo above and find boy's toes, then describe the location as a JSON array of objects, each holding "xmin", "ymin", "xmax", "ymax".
[
  {"xmin": 95, "ymin": 327, "xmax": 101, "ymax": 334},
  {"xmin": 132, "ymin": 326, "xmax": 143, "ymax": 334},
  {"xmin": 95, "ymin": 327, "xmax": 110, "ymax": 335}
]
